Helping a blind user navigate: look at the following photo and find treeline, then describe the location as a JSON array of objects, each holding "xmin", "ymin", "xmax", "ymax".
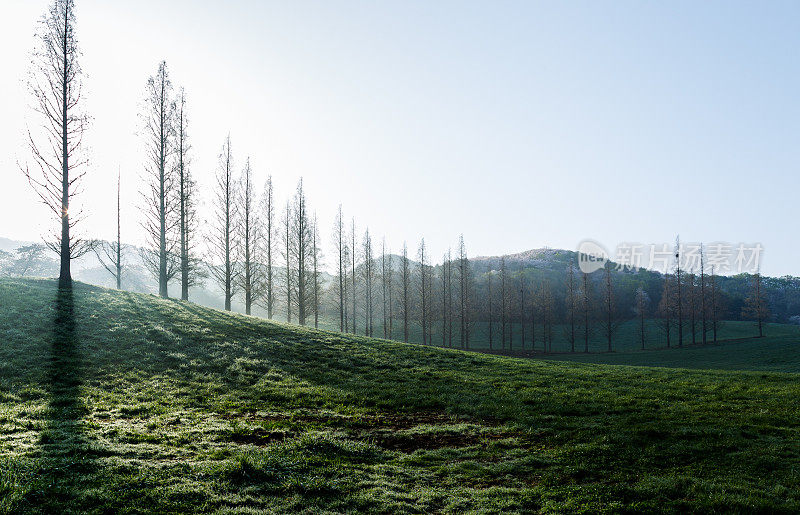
[{"xmin": 17, "ymin": 1, "xmax": 778, "ymax": 352}]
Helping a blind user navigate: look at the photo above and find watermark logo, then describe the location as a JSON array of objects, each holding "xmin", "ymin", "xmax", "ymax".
[{"xmin": 577, "ymin": 239, "xmax": 609, "ymax": 274}]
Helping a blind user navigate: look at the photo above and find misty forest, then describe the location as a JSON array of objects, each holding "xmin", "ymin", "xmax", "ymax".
[{"xmin": 1, "ymin": 1, "xmax": 800, "ymax": 513}]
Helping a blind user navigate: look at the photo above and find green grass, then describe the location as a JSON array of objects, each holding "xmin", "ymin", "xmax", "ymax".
[
  {"xmin": 544, "ymin": 328, "xmax": 800, "ymax": 372},
  {"xmin": 318, "ymin": 316, "xmax": 792, "ymax": 354},
  {"xmin": 2, "ymin": 278, "xmax": 800, "ymax": 513}
]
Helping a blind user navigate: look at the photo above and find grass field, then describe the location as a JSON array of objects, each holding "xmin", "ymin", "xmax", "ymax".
[
  {"xmin": 317, "ymin": 316, "xmax": 794, "ymax": 355},
  {"xmin": 2, "ymin": 278, "xmax": 800, "ymax": 512}
]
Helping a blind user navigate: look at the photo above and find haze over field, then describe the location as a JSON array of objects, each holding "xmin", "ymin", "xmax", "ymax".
[{"xmin": 2, "ymin": 1, "xmax": 800, "ymax": 275}]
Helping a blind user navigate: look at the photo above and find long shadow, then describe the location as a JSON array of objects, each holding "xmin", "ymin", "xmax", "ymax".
[{"xmin": 24, "ymin": 286, "xmax": 99, "ymax": 511}]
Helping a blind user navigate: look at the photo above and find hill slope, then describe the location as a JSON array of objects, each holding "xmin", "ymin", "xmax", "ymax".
[{"xmin": 1, "ymin": 278, "xmax": 799, "ymax": 513}]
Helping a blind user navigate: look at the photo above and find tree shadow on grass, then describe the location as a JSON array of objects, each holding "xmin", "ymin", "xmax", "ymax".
[{"xmin": 23, "ymin": 286, "xmax": 100, "ymax": 511}]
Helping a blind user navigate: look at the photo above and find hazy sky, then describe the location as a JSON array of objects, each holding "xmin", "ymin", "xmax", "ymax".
[{"xmin": 1, "ymin": 1, "xmax": 799, "ymax": 276}]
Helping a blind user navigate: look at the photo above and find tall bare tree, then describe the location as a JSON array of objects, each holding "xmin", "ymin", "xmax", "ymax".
[
  {"xmin": 657, "ymin": 272, "xmax": 674, "ymax": 347},
  {"xmin": 260, "ymin": 175, "xmax": 276, "ymax": 318},
  {"xmin": 208, "ymin": 135, "xmax": 239, "ymax": 311},
  {"xmin": 351, "ymin": 218, "xmax": 357, "ymax": 333},
  {"xmin": 382, "ymin": 238, "xmax": 390, "ymax": 339},
  {"xmin": 362, "ymin": 229, "xmax": 375, "ymax": 336},
  {"xmin": 290, "ymin": 179, "xmax": 314, "ymax": 326},
  {"xmin": 689, "ymin": 270, "xmax": 697, "ymax": 345},
  {"xmin": 440, "ymin": 251, "xmax": 449, "ymax": 347},
  {"xmin": 401, "ymin": 242, "xmax": 410, "ymax": 342},
  {"xmin": 710, "ymin": 266, "xmax": 720, "ymax": 342},
  {"xmin": 600, "ymin": 263, "xmax": 622, "ymax": 352},
  {"xmin": 519, "ymin": 275, "xmax": 526, "ymax": 350},
  {"xmin": 387, "ymin": 250, "xmax": 394, "ymax": 339},
  {"xmin": 500, "ymin": 256, "xmax": 507, "ymax": 350},
  {"xmin": 487, "ymin": 272, "xmax": 495, "ymax": 350},
  {"xmin": 417, "ymin": 238, "xmax": 430, "ymax": 345},
  {"xmin": 334, "ymin": 206, "xmax": 346, "ymax": 331},
  {"xmin": 312, "ymin": 213, "xmax": 321, "ymax": 329},
  {"xmin": 22, "ymin": 0, "xmax": 92, "ymax": 288},
  {"xmin": 141, "ymin": 61, "xmax": 178, "ymax": 297},
  {"xmin": 675, "ymin": 236, "xmax": 684, "ymax": 347},
  {"xmin": 237, "ymin": 157, "xmax": 262, "ymax": 315},
  {"xmin": 565, "ymin": 264, "xmax": 577, "ymax": 352},
  {"xmin": 457, "ymin": 235, "xmax": 471, "ymax": 349},
  {"xmin": 281, "ymin": 199, "xmax": 293, "ymax": 322},
  {"xmin": 634, "ymin": 286, "xmax": 650, "ymax": 350},
  {"xmin": 445, "ymin": 248, "xmax": 453, "ymax": 347},
  {"xmin": 176, "ymin": 88, "xmax": 201, "ymax": 300},
  {"xmin": 700, "ymin": 244, "xmax": 707, "ymax": 345},
  {"xmin": 93, "ymin": 169, "xmax": 123, "ymax": 289},
  {"xmin": 581, "ymin": 272, "xmax": 591, "ymax": 353},
  {"xmin": 742, "ymin": 270, "xmax": 769, "ymax": 337}
]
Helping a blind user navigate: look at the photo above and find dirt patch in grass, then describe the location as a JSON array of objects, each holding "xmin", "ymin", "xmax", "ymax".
[
  {"xmin": 226, "ymin": 428, "xmax": 290, "ymax": 446},
  {"xmin": 367, "ymin": 431, "xmax": 484, "ymax": 452}
]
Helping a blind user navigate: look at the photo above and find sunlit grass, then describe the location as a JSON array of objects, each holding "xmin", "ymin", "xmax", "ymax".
[{"xmin": 1, "ymin": 277, "xmax": 799, "ymax": 512}]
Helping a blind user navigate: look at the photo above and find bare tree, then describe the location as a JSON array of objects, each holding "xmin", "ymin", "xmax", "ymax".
[
  {"xmin": 519, "ymin": 275, "xmax": 526, "ymax": 350},
  {"xmin": 700, "ymin": 244, "xmax": 707, "ymax": 345},
  {"xmin": 94, "ymin": 169, "xmax": 123, "ymax": 289},
  {"xmin": 351, "ymin": 218, "xmax": 357, "ymax": 333},
  {"xmin": 581, "ymin": 272, "xmax": 591, "ymax": 353},
  {"xmin": 382, "ymin": 238, "xmax": 390, "ymax": 339},
  {"xmin": 445, "ymin": 248, "xmax": 453, "ymax": 347},
  {"xmin": 281, "ymin": 199, "xmax": 293, "ymax": 322},
  {"xmin": 675, "ymin": 236, "xmax": 683, "ymax": 347},
  {"xmin": 742, "ymin": 270, "xmax": 769, "ymax": 337},
  {"xmin": 417, "ymin": 238, "xmax": 430, "ymax": 345},
  {"xmin": 457, "ymin": 236, "xmax": 471, "ymax": 348},
  {"xmin": 600, "ymin": 263, "xmax": 623, "ymax": 352},
  {"xmin": 333, "ymin": 206, "xmax": 347, "ymax": 331},
  {"xmin": 362, "ymin": 229, "xmax": 375, "ymax": 336},
  {"xmin": 237, "ymin": 157, "xmax": 262, "ymax": 315},
  {"xmin": 289, "ymin": 179, "xmax": 314, "ymax": 326},
  {"xmin": 487, "ymin": 272, "xmax": 495, "ymax": 350},
  {"xmin": 541, "ymin": 281, "xmax": 554, "ymax": 352},
  {"xmin": 21, "ymin": 0, "xmax": 92, "ymax": 288},
  {"xmin": 401, "ymin": 242, "xmax": 410, "ymax": 342},
  {"xmin": 500, "ymin": 256, "xmax": 507, "ymax": 350},
  {"xmin": 634, "ymin": 286, "xmax": 651, "ymax": 350},
  {"xmin": 657, "ymin": 272, "xmax": 674, "ymax": 347},
  {"xmin": 387, "ymin": 251, "xmax": 394, "ymax": 340},
  {"xmin": 689, "ymin": 270, "xmax": 697, "ymax": 345},
  {"xmin": 176, "ymin": 88, "xmax": 201, "ymax": 300},
  {"xmin": 207, "ymin": 135, "xmax": 239, "ymax": 311},
  {"xmin": 260, "ymin": 176, "xmax": 276, "ymax": 318},
  {"xmin": 710, "ymin": 266, "xmax": 720, "ymax": 342},
  {"xmin": 565, "ymin": 264, "xmax": 577, "ymax": 352},
  {"xmin": 439, "ymin": 251, "xmax": 449, "ymax": 347},
  {"xmin": 141, "ymin": 61, "xmax": 178, "ymax": 297},
  {"xmin": 312, "ymin": 213, "xmax": 321, "ymax": 329}
]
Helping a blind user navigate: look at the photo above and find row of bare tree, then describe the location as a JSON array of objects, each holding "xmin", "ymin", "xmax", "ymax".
[{"xmin": 21, "ymin": 1, "xmax": 770, "ymax": 350}]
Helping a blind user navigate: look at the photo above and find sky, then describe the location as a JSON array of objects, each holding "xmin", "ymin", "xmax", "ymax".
[{"xmin": 1, "ymin": 0, "xmax": 799, "ymax": 276}]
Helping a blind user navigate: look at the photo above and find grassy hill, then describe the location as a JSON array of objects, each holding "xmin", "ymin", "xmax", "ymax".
[
  {"xmin": 1, "ymin": 278, "xmax": 800, "ymax": 512},
  {"xmin": 545, "ymin": 330, "xmax": 800, "ymax": 372}
]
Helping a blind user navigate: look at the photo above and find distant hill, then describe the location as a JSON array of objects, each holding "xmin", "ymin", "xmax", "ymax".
[{"xmin": 4, "ymin": 237, "xmax": 800, "ymax": 325}]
